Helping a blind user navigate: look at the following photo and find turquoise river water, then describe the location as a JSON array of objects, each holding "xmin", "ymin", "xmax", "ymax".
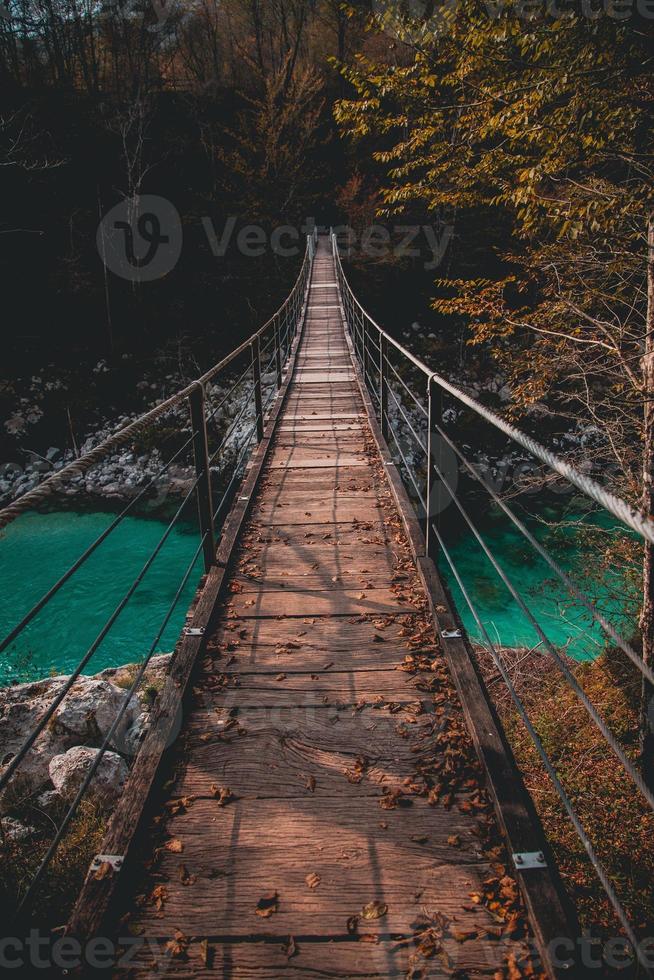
[{"xmin": 0, "ymin": 507, "xmax": 636, "ymax": 684}]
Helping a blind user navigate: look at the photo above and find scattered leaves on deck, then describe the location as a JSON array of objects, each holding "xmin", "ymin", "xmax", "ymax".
[
  {"xmin": 361, "ymin": 900, "xmax": 387, "ymax": 920},
  {"xmin": 255, "ymin": 892, "xmax": 279, "ymax": 918}
]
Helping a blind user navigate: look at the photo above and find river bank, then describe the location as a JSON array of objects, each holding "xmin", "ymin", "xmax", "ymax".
[
  {"xmin": 473, "ymin": 642, "xmax": 653, "ymax": 941},
  {"xmin": 0, "ymin": 654, "xmax": 171, "ymax": 827},
  {"xmin": 0, "ymin": 364, "xmax": 278, "ymax": 518}
]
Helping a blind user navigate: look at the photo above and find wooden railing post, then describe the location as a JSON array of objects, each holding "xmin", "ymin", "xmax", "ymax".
[
  {"xmin": 380, "ymin": 334, "xmax": 388, "ymax": 438},
  {"xmin": 252, "ymin": 336, "xmax": 265, "ymax": 442},
  {"xmin": 189, "ymin": 382, "xmax": 216, "ymax": 573}
]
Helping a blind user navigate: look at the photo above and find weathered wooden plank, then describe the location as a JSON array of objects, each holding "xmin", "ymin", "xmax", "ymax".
[
  {"xmin": 277, "ymin": 423, "xmax": 362, "ymax": 432},
  {"xmin": 174, "ymin": 739, "xmax": 429, "ymax": 801},
  {"xmin": 134, "ymin": 797, "xmax": 486, "ymax": 866},
  {"xmin": 248, "ymin": 513, "xmax": 386, "ymax": 529},
  {"xmin": 208, "ymin": 614, "xmax": 424, "ymax": 663},
  {"xmin": 230, "ymin": 567, "xmax": 413, "ymax": 592},
  {"xmin": 186, "ymin": 665, "xmax": 425, "ymax": 709},
  {"xmin": 121, "ymin": 936, "xmax": 522, "ymax": 980},
  {"xmin": 272, "ymin": 435, "xmax": 368, "ymax": 448},
  {"xmin": 225, "ymin": 587, "xmax": 417, "ymax": 619},
  {"xmin": 268, "ymin": 443, "xmax": 368, "ymax": 456},
  {"xmin": 260, "ymin": 466, "xmax": 377, "ymax": 489},
  {"xmin": 277, "ymin": 413, "xmax": 363, "ymax": 421},
  {"xmin": 293, "ymin": 374, "xmax": 357, "ymax": 384},
  {"xmin": 130, "ymin": 850, "xmax": 498, "ymax": 940},
  {"xmin": 267, "ymin": 456, "xmax": 369, "ymax": 470},
  {"xmin": 123, "ymin": 936, "xmax": 514, "ymax": 979},
  {"xmin": 186, "ymin": 702, "xmax": 438, "ymax": 753}
]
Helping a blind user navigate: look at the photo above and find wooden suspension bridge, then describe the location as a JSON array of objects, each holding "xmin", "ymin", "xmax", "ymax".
[
  {"xmin": 60, "ymin": 236, "xmax": 574, "ymax": 978},
  {"xmin": 9, "ymin": 230, "xmax": 654, "ymax": 977}
]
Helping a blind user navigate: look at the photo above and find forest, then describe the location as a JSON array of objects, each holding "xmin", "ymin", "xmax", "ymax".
[{"xmin": 1, "ymin": 0, "xmax": 654, "ymax": 974}]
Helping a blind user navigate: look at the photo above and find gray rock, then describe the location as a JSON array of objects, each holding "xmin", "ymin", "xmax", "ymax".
[
  {"xmin": 34, "ymin": 789, "xmax": 62, "ymax": 809},
  {"xmin": 0, "ymin": 658, "xmax": 170, "ymax": 810},
  {"xmin": 51, "ymin": 678, "xmax": 141, "ymax": 745},
  {"xmin": 49, "ymin": 747, "xmax": 128, "ymax": 806},
  {"xmin": 123, "ymin": 712, "xmax": 150, "ymax": 757},
  {"xmin": 1, "ymin": 817, "xmax": 37, "ymax": 843}
]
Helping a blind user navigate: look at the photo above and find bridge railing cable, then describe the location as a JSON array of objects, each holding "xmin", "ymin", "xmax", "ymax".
[
  {"xmin": 331, "ymin": 231, "xmax": 654, "ymax": 971},
  {"xmin": 0, "ymin": 232, "xmax": 315, "ymax": 920}
]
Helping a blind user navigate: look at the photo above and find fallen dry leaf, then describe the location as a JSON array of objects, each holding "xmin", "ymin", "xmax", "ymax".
[
  {"xmin": 255, "ymin": 892, "xmax": 279, "ymax": 918},
  {"xmin": 179, "ymin": 864, "xmax": 196, "ymax": 886},
  {"xmin": 305, "ymin": 872, "xmax": 321, "ymax": 889},
  {"xmin": 165, "ymin": 929, "xmax": 189, "ymax": 960},
  {"xmin": 93, "ymin": 861, "xmax": 114, "ymax": 881},
  {"xmin": 164, "ymin": 839, "xmax": 183, "ymax": 854},
  {"xmin": 198, "ymin": 938, "xmax": 212, "ymax": 967},
  {"xmin": 361, "ymin": 900, "xmax": 387, "ymax": 920},
  {"xmin": 210, "ymin": 784, "xmax": 234, "ymax": 806},
  {"xmin": 281, "ymin": 936, "xmax": 298, "ymax": 959},
  {"xmin": 151, "ymin": 885, "xmax": 168, "ymax": 911},
  {"xmin": 347, "ymin": 915, "xmax": 359, "ymax": 935}
]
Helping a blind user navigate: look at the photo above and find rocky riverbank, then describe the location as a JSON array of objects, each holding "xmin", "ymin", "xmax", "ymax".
[
  {"xmin": 0, "ymin": 365, "xmax": 279, "ymax": 515},
  {"xmin": 0, "ymin": 655, "xmax": 171, "ymax": 841}
]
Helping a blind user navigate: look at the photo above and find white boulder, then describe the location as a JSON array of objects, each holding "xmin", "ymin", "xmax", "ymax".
[
  {"xmin": 50, "ymin": 678, "xmax": 141, "ymax": 746},
  {"xmin": 49, "ymin": 747, "xmax": 128, "ymax": 806}
]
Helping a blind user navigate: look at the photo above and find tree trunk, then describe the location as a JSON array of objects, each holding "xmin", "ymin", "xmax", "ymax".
[{"xmin": 640, "ymin": 211, "xmax": 654, "ymax": 789}]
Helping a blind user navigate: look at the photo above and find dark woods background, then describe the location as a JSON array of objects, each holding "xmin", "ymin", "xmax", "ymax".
[
  {"xmin": 1, "ymin": 0, "xmax": 652, "ymax": 508},
  {"xmin": 1, "ymin": 1, "xmax": 415, "ymax": 362},
  {"xmin": 0, "ymin": 1, "xmax": 450, "ymax": 459}
]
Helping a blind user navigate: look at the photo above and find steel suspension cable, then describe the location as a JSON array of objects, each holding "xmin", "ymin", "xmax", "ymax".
[
  {"xmin": 426, "ymin": 369, "xmax": 654, "ymax": 547},
  {"xmin": 208, "ymin": 385, "xmax": 257, "ymax": 465},
  {"xmin": 429, "ymin": 458, "xmax": 654, "ymax": 813},
  {"xmin": 15, "ymin": 532, "xmax": 208, "ymax": 919},
  {"xmin": 332, "ymin": 233, "xmax": 654, "ymax": 547},
  {"xmin": 384, "ymin": 411, "xmax": 428, "ymax": 510},
  {"xmin": 387, "ymin": 381, "xmax": 428, "ymax": 454},
  {"xmin": 434, "ymin": 526, "xmax": 652, "ymax": 976},
  {"xmin": 433, "ymin": 422, "xmax": 654, "ymax": 687},
  {"xmin": 0, "ymin": 429, "xmax": 200, "ymax": 656},
  {"xmin": 0, "ymin": 239, "xmax": 314, "ymax": 533},
  {"xmin": 0, "ymin": 473, "xmax": 202, "ymax": 794}
]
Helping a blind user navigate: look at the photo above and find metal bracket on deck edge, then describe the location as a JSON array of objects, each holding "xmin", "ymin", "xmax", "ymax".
[
  {"xmin": 90, "ymin": 855, "xmax": 124, "ymax": 874},
  {"xmin": 513, "ymin": 851, "xmax": 547, "ymax": 870},
  {"xmin": 183, "ymin": 627, "xmax": 205, "ymax": 638}
]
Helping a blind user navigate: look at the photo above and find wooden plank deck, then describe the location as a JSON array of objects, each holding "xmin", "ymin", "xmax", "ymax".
[{"xmin": 93, "ymin": 240, "xmax": 569, "ymax": 977}]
